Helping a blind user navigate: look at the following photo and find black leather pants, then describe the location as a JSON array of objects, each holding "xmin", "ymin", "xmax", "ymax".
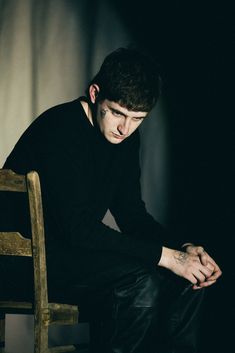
[
  {"xmin": 2, "ymin": 250, "xmax": 204, "ymax": 352},
  {"xmin": 53, "ymin": 256, "xmax": 204, "ymax": 353}
]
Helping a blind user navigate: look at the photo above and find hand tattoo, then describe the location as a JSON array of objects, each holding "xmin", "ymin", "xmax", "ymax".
[{"xmin": 174, "ymin": 251, "xmax": 187, "ymax": 265}]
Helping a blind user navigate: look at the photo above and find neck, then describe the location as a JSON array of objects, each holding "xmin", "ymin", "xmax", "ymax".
[{"xmin": 80, "ymin": 100, "xmax": 94, "ymax": 126}]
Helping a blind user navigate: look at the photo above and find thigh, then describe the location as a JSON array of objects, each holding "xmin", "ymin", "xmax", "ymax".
[
  {"xmin": 48, "ymin": 249, "xmax": 154, "ymax": 290},
  {"xmin": 48, "ymin": 250, "xmax": 164, "ymax": 320},
  {"xmin": 47, "ymin": 248, "xmax": 197, "ymax": 318}
]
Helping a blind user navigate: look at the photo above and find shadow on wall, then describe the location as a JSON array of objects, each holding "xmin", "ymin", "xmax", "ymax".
[{"xmin": 140, "ymin": 98, "xmax": 170, "ymax": 227}]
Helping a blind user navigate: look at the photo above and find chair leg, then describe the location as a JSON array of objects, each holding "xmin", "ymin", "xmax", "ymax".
[
  {"xmin": 34, "ymin": 318, "xmax": 49, "ymax": 353},
  {"xmin": 0, "ymin": 313, "xmax": 5, "ymax": 352}
]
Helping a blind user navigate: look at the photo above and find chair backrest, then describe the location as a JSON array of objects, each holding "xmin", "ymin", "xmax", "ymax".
[{"xmin": 0, "ymin": 169, "xmax": 48, "ymax": 311}]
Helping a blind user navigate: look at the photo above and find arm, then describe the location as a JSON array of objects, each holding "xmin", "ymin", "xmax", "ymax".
[
  {"xmin": 109, "ymin": 133, "xmax": 221, "ymax": 287},
  {"xmin": 109, "ymin": 132, "xmax": 166, "ymax": 263}
]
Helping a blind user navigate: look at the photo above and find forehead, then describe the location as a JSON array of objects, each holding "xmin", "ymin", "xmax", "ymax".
[{"xmin": 103, "ymin": 100, "xmax": 148, "ymax": 118}]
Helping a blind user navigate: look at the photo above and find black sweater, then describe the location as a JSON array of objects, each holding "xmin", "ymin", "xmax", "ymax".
[{"xmin": 3, "ymin": 98, "xmax": 166, "ymax": 273}]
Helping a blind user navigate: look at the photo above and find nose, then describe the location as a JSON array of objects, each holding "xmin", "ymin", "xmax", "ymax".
[{"xmin": 117, "ymin": 118, "xmax": 131, "ymax": 136}]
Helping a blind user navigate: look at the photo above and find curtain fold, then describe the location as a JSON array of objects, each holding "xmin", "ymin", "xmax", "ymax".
[{"xmin": 0, "ymin": 0, "xmax": 133, "ymax": 166}]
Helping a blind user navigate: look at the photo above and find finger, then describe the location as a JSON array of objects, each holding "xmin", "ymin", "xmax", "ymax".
[
  {"xmin": 192, "ymin": 284, "xmax": 206, "ymax": 290},
  {"xmin": 188, "ymin": 274, "xmax": 198, "ymax": 285},
  {"xmin": 205, "ymin": 258, "xmax": 222, "ymax": 279},
  {"xmin": 203, "ymin": 253, "xmax": 220, "ymax": 270},
  {"xmin": 192, "ymin": 285, "xmax": 202, "ymax": 290},
  {"xmin": 198, "ymin": 280, "xmax": 217, "ymax": 288},
  {"xmin": 192, "ymin": 246, "xmax": 208, "ymax": 266},
  {"xmin": 206, "ymin": 261, "xmax": 215, "ymax": 271},
  {"xmin": 200, "ymin": 251, "xmax": 208, "ymax": 266},
  {"xmin": 193, "ymin": 269, "xmax": 206, "ymax": 283},
  {"xmin": 201, "ymin": 254, "xmax": 222, "ymax": 278},
  {"xmin": 186, "ymin": 245, "xmax": 197, "ymax": 254},
  {"xmin": 207, "ymin": 269, "xmax": 222, "ymax": 281},
  {"xmin": 198, "ymin": 263, "xmax": 213, "ymax": 278},
  {"xmin": 196, "ymin": 246, "xmax": 205, "ymax": 255},
  {"xmin": 187, "ymin": 245, "xmax": 203, "ymax": 255}
]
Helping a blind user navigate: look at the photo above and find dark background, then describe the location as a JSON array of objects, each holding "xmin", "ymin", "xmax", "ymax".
[{"xmin": 112, "ymin": 1, "xmax": 233, "ymax": 352}]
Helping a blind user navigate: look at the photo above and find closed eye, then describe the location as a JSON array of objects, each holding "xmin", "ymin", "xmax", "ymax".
[
  {"xmin": 132, "ymin": 117, "xmax": 144, "ymax": 122},
  {"xmin": 111, "ymin": 108, "xmax": 124, "ymax": 117},
  {"xmin": 109, "ymin": 106, "xmax": 146, "ymax": 121}
]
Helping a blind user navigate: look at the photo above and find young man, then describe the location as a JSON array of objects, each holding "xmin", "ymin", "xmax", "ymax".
[{"xmin": 2, "ymin": 48, "xmax": 221, "ymax": 352}]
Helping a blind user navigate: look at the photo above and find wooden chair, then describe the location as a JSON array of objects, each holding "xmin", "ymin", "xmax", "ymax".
[{"xmin": 0, "ymin": 169, "xmax": 79, "ymax": 353}]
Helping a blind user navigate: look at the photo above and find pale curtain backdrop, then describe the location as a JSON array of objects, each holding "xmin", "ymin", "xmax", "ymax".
[{"xmin": 0, "ymin": 0, "xmax": 168, "ymax": 351}]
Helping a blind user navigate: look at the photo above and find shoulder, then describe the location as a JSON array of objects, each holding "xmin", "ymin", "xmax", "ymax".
[
  {"xmin": 31, "ymin": 98, "xmax": 83, "ymax": 130},
  {"xmin": 6, "ymin": 98, "xmax": 89, "ymax": 160},
  {"xmin": 22, "ymin": 98, "xmax": 86, "ymax": 143}
]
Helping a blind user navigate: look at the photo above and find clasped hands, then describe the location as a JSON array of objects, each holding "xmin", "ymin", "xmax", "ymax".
[
  {"xmin": 183, "ymin": 244, "xmax": 222, "ymax": 289},
  {"xmin": 159, "ymin": 245, "xmax": 222, "ymax": 290}
]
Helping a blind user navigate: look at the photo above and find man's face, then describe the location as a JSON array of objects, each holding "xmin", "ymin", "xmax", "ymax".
[{"xmin": 95, "ymin": 99, "xmax": 148, "ymax": 144}]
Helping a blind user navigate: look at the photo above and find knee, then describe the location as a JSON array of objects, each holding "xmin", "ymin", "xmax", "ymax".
[
  {"xmin": 114, "ymin": 268, "xmax": 162, "ymax": 308},
  {"xmin": 134, "ymin": 271, "xmax": 162, "ymax": 308}
]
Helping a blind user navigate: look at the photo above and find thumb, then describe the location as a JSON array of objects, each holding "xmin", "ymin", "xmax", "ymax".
[{"xmin": 198, "ymin": 248, "xmax": 208, "ymax": 266}]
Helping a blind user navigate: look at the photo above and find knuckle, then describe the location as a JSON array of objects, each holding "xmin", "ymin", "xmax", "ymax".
[
  {"xmin": 185, "ymin": 268, "xmax": 192, "ymax": 276},
  {"xmin": 207, "ymin": 268, "xmax": 213, "ymax": 275}
]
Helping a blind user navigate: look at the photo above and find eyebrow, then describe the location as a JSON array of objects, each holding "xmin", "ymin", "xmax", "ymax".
[{"xmin": 108, "ymin": 105, "xmax": 147, "ymax": 119}]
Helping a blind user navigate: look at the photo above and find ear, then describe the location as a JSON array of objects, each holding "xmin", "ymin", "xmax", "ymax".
[{"xmin": 89, "ymin": 84, "xmax": 100, "ymax": 104}]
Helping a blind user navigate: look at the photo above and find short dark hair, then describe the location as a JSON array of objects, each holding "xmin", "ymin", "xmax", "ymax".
[{"xmin": 86, "ymin": 47, "xmax": 161, "ymax": 112}]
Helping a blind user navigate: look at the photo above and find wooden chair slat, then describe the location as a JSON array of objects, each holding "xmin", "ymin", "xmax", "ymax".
[
  {"xmin": 0, "ymin": 170, "xmax": 27, "ymax": 192},
  {"xmin": 0, "ymin": 301, "xmax": 33, "ymax": 310},
  {"xmin": 0, "ymin": 232, "xmax": 32, "ymax": 256}
]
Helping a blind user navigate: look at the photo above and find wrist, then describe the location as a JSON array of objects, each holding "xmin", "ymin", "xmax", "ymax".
[{"xmin": 158, "ymin": 246, "xmax": 174, "ymax": 269}]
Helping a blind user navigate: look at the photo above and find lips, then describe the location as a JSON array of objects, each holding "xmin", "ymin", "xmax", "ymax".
[{"xmin": 112, "ymin": 132, "xmax": 125, "ymax": 140}]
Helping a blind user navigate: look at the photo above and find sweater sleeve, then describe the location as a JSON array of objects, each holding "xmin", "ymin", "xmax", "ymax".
[{"xmin": 109, "ymin": 133, "xmax": 166, "ymax": 264}]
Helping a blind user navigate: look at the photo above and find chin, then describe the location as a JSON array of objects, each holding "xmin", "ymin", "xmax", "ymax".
[
  {"xmin": 108, "ymin": 137, "xmax": 123, "ymax": 144},
  {"xmin": 104, "ymin": 134, "xmax": 125, "ymax": 144}
]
